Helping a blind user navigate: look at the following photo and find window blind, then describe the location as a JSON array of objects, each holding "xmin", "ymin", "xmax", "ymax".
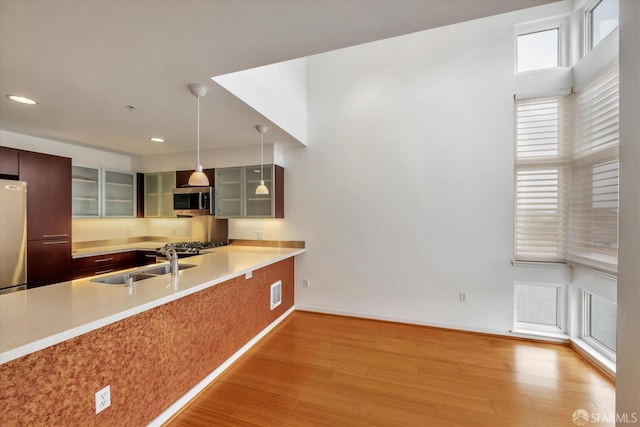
[
  {"xmin": 513, "ymin": 65, "xmax": 620, "ymax": 275},
  {"xmin": 514, "ymin": 96, "xmax": 571, "ymax": 261},
  {"xmin": 569, "ymin": 65, "xmax": 619, "ymax": 275}
]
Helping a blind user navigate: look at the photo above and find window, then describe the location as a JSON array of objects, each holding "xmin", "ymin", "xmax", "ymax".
[
  {"xmin": 517, "ymin": 29, "xmax": 559, "ymax": 73},
  {"xmin": 587, "ymin": 0, "xmax": 619, "ymax": 50},
  {"xmin": 515, "ymin": 282, "xmax": 565, "ymax": 333},
  {"xmin": 514, "ymin": 96, "xmax": 570, "ymax": 262},
  {"xmin": 569, "ymin": 64, "xmax": 619, "ymax": 275},
  {"xmin": 514, "ymin": 65, "xmax": 619, "ymax": 276},
  {"xmin": 583, "ymin": 291, "xmax": 616, "ymax": 358}
]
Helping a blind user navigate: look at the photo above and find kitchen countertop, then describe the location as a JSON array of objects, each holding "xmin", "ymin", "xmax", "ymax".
[{"xmin": 0, "ymin": 245, "xmax": 305, "ymax": 364}]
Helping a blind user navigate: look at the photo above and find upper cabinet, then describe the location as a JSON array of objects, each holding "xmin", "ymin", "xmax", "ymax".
[
  {"xmin": 72, "ymin": 165, "xmax": 137, "ymax": 218},
  {"xmin": 72, "ymin": 165, "xmax": 100, "ymax": 217},
  {"xmin": 104, "ymin": 170, "xmax": 136, "ymax": 217},
  {"xmin": 215, "ymin": 167, "xmax": 243, "ymax": 217},
  {"xmin": 144, "ymin": 171, "xmax": 176, "ymax": 217},
  {"xmin": 0, "ymin": 146, "xmax": 20, "ymax": 177},
  {"xmin": 215, "ymin": 164, "xmax": 283, "ymax": 218},
  {"xmin": 20, "ymin": 151, "xmax": 72, "ymax": 240}
]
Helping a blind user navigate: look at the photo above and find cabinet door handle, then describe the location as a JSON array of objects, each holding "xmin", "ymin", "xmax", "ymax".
[
  {"xmin": 94, "ymin": 257, "xmax": 114, "ymax": 263},
  {"xmin": 94, "ymin": 269, "xmax": 113, "ymax": 275},
  {"xmin": 145, "ymin": 254, "xmax": 156, "ymax": 258},
  {"xmin": 43, "ymin": 234, "xmax": 69, "ymax": 238},
  {"xmin": 42, "ymin": 240, "xmax": 69, "ymax": 245}
]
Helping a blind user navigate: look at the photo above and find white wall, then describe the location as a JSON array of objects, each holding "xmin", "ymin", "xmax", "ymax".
[
  {"xmin": 282, "ymin": 2, "xmax": 572, "ymax": 334},
  {"xmin": 140, "ymin": 144, "xmax": 277, "ymax": 173},
  {"xmin": 213, "ymin": 58, "xmax": 308, "ymax": 145},
  {"xmin": 616, "ymin": 0, "xmax": 640, "ymax": 418}
]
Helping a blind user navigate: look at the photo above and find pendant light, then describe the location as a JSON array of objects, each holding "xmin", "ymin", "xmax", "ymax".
[
  {"xmin": 255, "ymin": 125, "xmax": 269, "ymax": 195},
  {"xmin": 188, "ymin": 84, "xmax": 210, "ymax": 186}
]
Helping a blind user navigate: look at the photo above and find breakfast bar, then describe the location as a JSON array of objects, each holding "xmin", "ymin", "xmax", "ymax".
[{"xmin": 0, "ymin": 244, "xmax": 305, "ymax": 426}]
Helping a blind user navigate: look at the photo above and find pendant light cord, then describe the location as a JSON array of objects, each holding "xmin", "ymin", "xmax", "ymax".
[
  {"xmin": 196, "ymin": 95, "xmax": 201, "ymax": 166},
  {"xmin": 260, "ymin": 132, "xmax": 264, "ymax": 182}
]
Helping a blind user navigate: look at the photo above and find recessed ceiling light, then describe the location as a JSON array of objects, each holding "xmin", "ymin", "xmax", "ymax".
[
  {"xmin": 149, "ymin": 137, "xmax": 165, "ymax": 143},
  {"xmin": 7, "ymin": 95, "xmax": 38, "ymax": 105}
]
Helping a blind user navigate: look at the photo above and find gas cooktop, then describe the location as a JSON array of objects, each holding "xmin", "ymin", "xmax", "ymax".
[{"xmin": 156, "ymin": 241, "xmax": 227, "ymax": 258}]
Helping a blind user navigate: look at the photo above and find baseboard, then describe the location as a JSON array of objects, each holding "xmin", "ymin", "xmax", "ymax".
[
  {"xmin": 147, "ymin": 306, "xmax": 296, "ymax": 427},
  {"xmin": 295, "ymin": 306, "xmax": 569, "ymax": 343},
  {"xmin": 570, "ymin": 338, "xmax": 616, "ymax": 382}
]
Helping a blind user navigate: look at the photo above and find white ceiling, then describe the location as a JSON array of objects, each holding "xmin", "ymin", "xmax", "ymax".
[{"xmin": 0, "ymin": 0, "xmax": 556, "ymax": 157}]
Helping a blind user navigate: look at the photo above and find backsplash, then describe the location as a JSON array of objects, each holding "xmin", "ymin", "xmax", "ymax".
[{"xmin": 72, "ymin": 218, "xmax": 191, "ymax": 242}]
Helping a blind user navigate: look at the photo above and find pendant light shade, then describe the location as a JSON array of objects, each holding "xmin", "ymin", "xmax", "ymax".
[
  {"xmin": 255, "ymin": 125, "xmax": 269, "ymax": 195},
  {"xmin": 188, "ymin": 84, "xmax": 210, "ymax": 187}
]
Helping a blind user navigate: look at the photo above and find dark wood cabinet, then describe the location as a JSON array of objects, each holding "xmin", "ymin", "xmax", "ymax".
[
  {"xmin": 136, "ymin": 172, "xmax": 145, "ymax": 218},
  {"xmin": 19, "ymin": 150, "xmax": 72, "ymax": 241},
  {"xmin": 72, "ymin": 251, "xmax": 138, "ymax": 279},
  {"xmin": 137, "ymin": 250, "xmax": 158, "ymax": 266},
  {"xmin": 18, "ymin": 150, "xmax": 72, "ymax": 287},
  {"xmin": 274, "ymin": 164, "xmax": 284, "ymax": 218},
  {"xmin": 27, "ymin": 240, "xmax": 72, "ymax": 288},
  {"xmin": 175, "ymin": 168, "xmax": 214, "ymax": 187},
  {"xmin": 0, "ymin": 146, "xmax": 20, "ymax": 177}
]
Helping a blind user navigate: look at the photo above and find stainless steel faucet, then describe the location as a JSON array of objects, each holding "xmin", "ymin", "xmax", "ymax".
[{"xmin": 160, "ymin": 244, "xmax": 179, "ymax": 276}]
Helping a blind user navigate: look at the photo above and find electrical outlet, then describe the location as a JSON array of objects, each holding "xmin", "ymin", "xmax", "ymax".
[
  {"xmin": 245, "ymin": 270, "xmax": 253, "ymax": 280},
  {"xmin": 302, "ymin": 279, "xmax": 310, "ymax": 288},
  {"xmin": 256, "ymin": 230, "xmax": 264, "ymax": 240},
  {"xmin": 459, "ymin": 292, "xmax": 468, "ymax": 303},
  {"xmin": 95, "ymin": 385, "xmax": 111, "ymax": 414}
]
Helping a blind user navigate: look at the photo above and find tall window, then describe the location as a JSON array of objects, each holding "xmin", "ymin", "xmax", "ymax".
[
  {"xmin": 514, "ymin": 64, "xmax": 619, "ymax": 276},
  {"xmin": 569, "ymin": 65, "xmax": 619, "ymax": 275},
  {"xmin": 514, "ymin": 96, "xmax": 570, "ymax": 262}
]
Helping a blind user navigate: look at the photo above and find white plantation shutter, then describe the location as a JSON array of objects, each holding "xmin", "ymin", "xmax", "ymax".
[
  {"xmin": 513, "ymin": 65, "xmax": 620, "ymax": 276},
  {"xmin": 514, "ymin": 97, "xmax": 571, "ymax": 261},
  {"xmin": 569, "ymin": 65, "xmax": 619, "ymax": 275}
]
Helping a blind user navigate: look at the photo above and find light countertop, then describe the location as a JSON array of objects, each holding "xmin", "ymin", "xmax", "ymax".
[{"xmin": 0, "ymin": 245, "xmax": 305, "ymax": 364}]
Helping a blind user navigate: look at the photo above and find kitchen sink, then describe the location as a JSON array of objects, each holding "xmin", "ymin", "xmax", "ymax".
[{"xmin": 91, "ymin": 263, "xmax": 196, "ymax": 285}]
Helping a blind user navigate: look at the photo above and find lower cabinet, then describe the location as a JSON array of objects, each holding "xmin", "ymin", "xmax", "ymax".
[
  {"xmin": 72, "ymin": 250, "xmax": 160, "ymax": 279},
  {"xmin": 72, "ymin": 251, "xmax": 138, "ymax": 280},
  {"xmin": 27, "ymin": 240, "xmax": 73, "ymax": 288},
  {"xmin": 137, "ymin": 250, "xmax": 158, "ymax": 266}
]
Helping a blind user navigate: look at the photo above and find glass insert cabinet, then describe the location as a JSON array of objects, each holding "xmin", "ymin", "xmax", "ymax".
[
  {"xmin": 72, "ymin": 165, "xmax": 137, "ymax": 217},
  {"xmin": 215, "ymin": 164, "xmax": 283, "ymax": 218},
  {"xmin": 144, "ymin": 172, "xmax": 176, "ymax": 218}
]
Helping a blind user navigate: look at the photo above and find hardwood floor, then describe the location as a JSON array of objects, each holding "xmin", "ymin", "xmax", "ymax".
[{"xmin": 165, "ymin": 311, "xmax": 615, "ymax": 427}]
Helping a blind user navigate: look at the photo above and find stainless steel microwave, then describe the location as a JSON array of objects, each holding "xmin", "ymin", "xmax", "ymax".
[{"xmin": 173, "ymin": 186, "xmax": 214, "ymax": 216}]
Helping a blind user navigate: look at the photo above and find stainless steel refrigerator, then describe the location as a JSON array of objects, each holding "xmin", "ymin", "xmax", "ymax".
[{"xmin": 0, "ymin": 179, "xmax": 27, "ymax": 294}]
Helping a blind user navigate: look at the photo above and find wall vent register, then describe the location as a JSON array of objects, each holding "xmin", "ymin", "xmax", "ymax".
[{"xmin": 270, "ymin": 280, "xmax": 282, "ymax": 310}]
